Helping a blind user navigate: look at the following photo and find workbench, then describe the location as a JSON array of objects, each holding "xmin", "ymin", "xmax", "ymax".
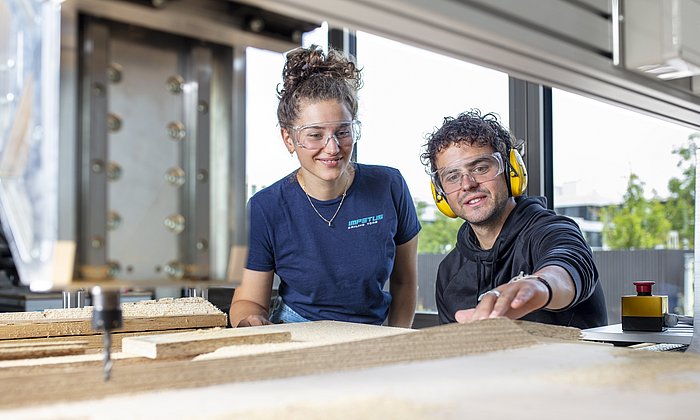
[{"xmin": 0, "ymin": 317, "xmax": 698, "ymax": 419}]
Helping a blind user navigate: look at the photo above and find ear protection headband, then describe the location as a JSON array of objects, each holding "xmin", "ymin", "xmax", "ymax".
[{"xmin": 431, "ymin": 148, "xmax": 528, "ymax": 218}]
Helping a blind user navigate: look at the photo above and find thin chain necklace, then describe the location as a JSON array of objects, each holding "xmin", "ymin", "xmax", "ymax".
[{"xmin": 298, "ymin": 171, "xmax": 351, "ymax": 227}]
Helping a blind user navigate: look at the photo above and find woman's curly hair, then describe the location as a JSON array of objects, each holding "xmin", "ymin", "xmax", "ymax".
[
  {"xmin": 277, "ymin": 45, "xmax": 363, "ymax": 127},
  {"xmin": 420, "ymin": 109, "xmax": 521, "ymax": 173}
]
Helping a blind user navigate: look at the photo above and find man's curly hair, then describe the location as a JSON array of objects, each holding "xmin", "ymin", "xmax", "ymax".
[{"xmin": 420, "ymin": 109, "xmax": 520, "ymax": 173}]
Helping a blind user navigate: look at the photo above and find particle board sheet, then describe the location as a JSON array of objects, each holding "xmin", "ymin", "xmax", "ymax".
[
  {"xmin": 3, "ymin": 341, "xmax": 700, "ymax": 419},
  {"xmin": 0, "ymin": 318, "xmax": 562, "ymax": 408},
  {"xmin": 195, "ymin": 320, "xmax": 418, "ymax": 361},
  {"xmin": 514, "ymin": 319, "xmax": 582, "ymax": 341},
  {"xmin": 122, "ymin": 328, "xmax": 293, "ymax": 359},
  {"xmin": 0, "ymin": 297, "xmax": 227, "ymax": 340}
]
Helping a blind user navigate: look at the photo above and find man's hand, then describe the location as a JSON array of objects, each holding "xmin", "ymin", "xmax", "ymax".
[
  {"xmin": 454, "ymin": 277, "xmax": 550, "ymax": 323},
  {"xmin": 236, "ymin": 314, "xmax": 273, "ymax": 327}
]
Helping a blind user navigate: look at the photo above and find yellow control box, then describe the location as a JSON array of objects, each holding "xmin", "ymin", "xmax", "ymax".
[{"xmin": 621, "ymin": 281, "xmax": 667, "ymax": 332}]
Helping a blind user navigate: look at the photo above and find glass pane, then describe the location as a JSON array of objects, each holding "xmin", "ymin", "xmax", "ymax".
[
  {"xmin": 245, "ymin": 46, "xmax": 293, "ymax": 199},
  {"xmin": 355, "ymin": 31, "xmax": 510, "ymax": 313},
  {"xmin": 356, "ymin": 31, "xmax": 509, "ymax": 209},
  {"xmin": 0, "ymin": 0, "xmax": 61, "ymax": 291},
  {"xmin": 552, "ymin": 88, "xmax": 698, "ymax": 321},
  {"xmin": 245, "ymin": 25, "xmax": 327, "ymax": 200}
]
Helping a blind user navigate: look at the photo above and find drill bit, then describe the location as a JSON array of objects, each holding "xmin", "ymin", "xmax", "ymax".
[
  {"xmin": 102, "ymin": 330, "xmax": 113, "ymax": 381},
  {"xmin": 91, "ymin": 286, "xmax": 122, "ymax": 382}
]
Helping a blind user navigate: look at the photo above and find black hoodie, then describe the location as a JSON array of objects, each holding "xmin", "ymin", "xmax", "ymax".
[{"xmin": 436, "ymin": 196, "xmax": 607, "ymax": 329}]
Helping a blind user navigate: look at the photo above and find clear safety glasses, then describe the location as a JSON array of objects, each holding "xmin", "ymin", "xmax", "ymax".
[
  {"xmin": 432, "ymin": 152, "xmax": 505, "ymax": 195},
  {"xmin": 289, "ymin": 120, "xmax": 361, "ymax": 150}
]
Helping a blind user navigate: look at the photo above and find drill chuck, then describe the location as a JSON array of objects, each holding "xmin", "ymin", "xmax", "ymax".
[{"xmin": 91, "ymin": 286, "xmax": 123, "ymax": 331}]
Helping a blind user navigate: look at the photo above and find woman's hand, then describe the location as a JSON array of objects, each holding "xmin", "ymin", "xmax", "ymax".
[{"xmin": 236, "ymin": 314, "xmax": 273, "ymax": 327}]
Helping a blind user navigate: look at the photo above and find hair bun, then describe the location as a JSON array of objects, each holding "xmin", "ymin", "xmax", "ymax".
[
  {"xmin": 278, "ymin": 45, "xmax": 361, "ymax": 98},
  {"xmin": 276, "ymin": 45, "xmax": 363, "ymax": 126}
]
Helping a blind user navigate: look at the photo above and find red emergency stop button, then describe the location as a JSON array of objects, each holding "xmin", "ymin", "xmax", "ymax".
[{"xmin": 633, "ymin": 281, "xmax": 655, "ymax": 296}]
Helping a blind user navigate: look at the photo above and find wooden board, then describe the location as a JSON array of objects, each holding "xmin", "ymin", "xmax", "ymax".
[
  {"xmin": 0, "ymin": 329, "xmax": 202, "ymax": 354},
  {"xmin": 0, "ymin": 315, "xmax": 226, "ymax": 340},
  {"xmin": 122, "ymin": 328, "xmax": 292, "ymax": 359},
  {"xmin": 0, "ymin": 297, "xmax": 227, "ymax": 340},
  {"xmin": 0, "ymin": 352, "xmax": 143, "ymax": 373},
  {"xmin": 0, "ymin": 341, "xmax": 88, "ymax": 360}
]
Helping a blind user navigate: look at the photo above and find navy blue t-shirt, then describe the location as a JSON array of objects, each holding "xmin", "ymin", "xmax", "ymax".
[{"xmin": 246, "ymin": 163, "xmax": 421, "ymax": 324}]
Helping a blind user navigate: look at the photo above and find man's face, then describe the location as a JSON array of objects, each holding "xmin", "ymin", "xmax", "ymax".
[{"xmin": 434, "ymin": 143, "xmax": 511, "ymax": 227}]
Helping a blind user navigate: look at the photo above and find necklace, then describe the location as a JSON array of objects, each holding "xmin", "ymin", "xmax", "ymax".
[{"xmin": 298, "ymin": 172, "xmax": 351, "ymax": 227}]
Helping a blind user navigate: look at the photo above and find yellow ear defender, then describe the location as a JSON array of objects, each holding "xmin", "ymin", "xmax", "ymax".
[
  {"xmin": 431, "ymin": 181, "xmax": 457, "ymax": 218},
  {"xmin": 508, "ymin": 147, "xmax": 528, "ymax": 197},
  {"xmin": 431, "ymin": 148, "xmax": 528, "ymax": 218}
]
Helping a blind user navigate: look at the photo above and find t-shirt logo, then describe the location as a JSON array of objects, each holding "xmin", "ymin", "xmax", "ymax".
[{"xmin": 347, "ymin": 214, "xmax": 384, "ymax": 230}]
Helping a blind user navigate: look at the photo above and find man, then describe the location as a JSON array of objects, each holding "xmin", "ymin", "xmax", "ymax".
[{"xmin": 420, "ymin": 109, "xmax": 607, "ymax": 328}]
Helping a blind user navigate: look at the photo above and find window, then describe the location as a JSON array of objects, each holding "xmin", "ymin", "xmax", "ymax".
[
  {"xmin": 245, "ymin": 26, "xmax": 328, "ymax": 200},
  {"xmin": 355, "ymin": 31, "xmax": 509, "ymax": 312},
  {"xmin": 355, "ymin": 31, "xmax": 509, "ymax": 210},
  {"xmin": 552, "ymin": 88, "xmax": 698, "ymax": 320},
  {"xmin": 245, "ymin": 47, "xmax": 291, "ymax": 199}
]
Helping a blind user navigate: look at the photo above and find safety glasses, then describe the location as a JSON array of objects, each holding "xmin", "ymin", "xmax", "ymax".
[
  {"xmin": 432, "ymin": 152, "xmax": 505, "ymax": 195},
  {"xmin": 289, "ymin": 120, "xmax": 361, "ymax": 150}
]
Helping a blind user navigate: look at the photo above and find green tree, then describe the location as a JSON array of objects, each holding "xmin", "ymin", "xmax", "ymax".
[
  {"xmin": 602, "ymin": 174, "xmax": 671, "ymax": 249},
  {"xmin": 415, "ymin": 200, "xmax": 464, "ymax": 254},
  {"xmin": 666, "ymin": 133, "xmax": 698, "ymax": 249}
]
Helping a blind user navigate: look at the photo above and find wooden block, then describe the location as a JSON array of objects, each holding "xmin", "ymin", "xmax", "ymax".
[
  {"xmin": 122, "ymin": 328, "xmax": 292, "ymax": 359},
  {"xmin": 0, "ymin": 341, "xmax": 88, "ymax": 360}
]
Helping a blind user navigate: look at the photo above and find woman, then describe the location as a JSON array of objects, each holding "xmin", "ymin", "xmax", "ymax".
[{"xmin": 229, "ymin": 45, "xmax": 420, "ymax": 328}]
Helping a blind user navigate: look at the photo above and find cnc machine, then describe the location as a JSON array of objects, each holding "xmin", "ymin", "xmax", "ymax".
[
  {"xmin": 0, "ymin": 0, "xmax": 316, "ymax": 300},
  {"xmin": 0, "ymin": 0, "xmax": 317, "ymax": 378}
]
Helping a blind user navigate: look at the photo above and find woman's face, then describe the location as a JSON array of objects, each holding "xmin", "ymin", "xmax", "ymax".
[{"xmin": 283, "ymin": 99, "xmax": 355, "ymax": 184}]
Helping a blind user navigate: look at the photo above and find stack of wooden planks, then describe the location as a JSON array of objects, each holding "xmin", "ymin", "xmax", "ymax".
[{"xmin": 0, "ymin": 297, "xmax": 227, "ymax": 359}]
